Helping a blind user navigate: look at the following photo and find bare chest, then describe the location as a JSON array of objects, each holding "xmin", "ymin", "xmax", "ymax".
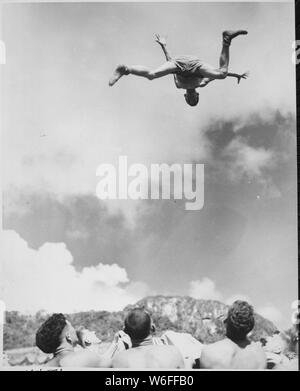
[{"xmin": 174, "ymin": 74, "xmax": 203, "ymax": 89}]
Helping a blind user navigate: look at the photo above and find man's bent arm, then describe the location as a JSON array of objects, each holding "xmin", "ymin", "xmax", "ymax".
[
  {"xmin": 66, "ymin": 335, "xmax": 121, "ymax": 368},
  {"xmin": 227, "ymin": 71, "xmax": 249, "ymax": 84}
]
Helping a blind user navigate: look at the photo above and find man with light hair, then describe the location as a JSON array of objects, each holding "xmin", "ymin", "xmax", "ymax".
[
  {"xmin": 199, "ymin": 300, "xmax": 267, "ymax": 369},
  {"xmin": 112, "ymin": 308, "xmax": 184, "ymax": 368},
  {"xmin": 109, "ymin": 30, "xmax": 249, "ymax": 107}
]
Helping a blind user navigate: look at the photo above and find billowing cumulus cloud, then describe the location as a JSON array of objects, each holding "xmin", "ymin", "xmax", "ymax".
[
  {"xmin": 224, "ymin": 137, "xmax": 274, "ymax": 180},
  {"xmin": 225, "ymin": 294, "xmax": 251, "ymax": 305},
  {"xmin": 188, "ymin": 278, "xmax": 250, "ymax": 306},
  {"xmin": 1, "ymin": 230, "xmax": 149, "ymax": 313},
  {"xmin": 188, "ymin": 278, "xmax": 223, "ymax": 301}
]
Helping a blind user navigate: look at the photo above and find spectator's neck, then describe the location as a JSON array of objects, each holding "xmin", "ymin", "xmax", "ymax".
[
  {"xmin": 131, "ymin": 334, "xmax": 153, "ymax": 348},
  {"xmin": 226, "ymin": 333, "xmax": 250, "ymax": 348},
  {"xmin": 54, "ymin": 343, "xmax": 74, "ymax": 357}
]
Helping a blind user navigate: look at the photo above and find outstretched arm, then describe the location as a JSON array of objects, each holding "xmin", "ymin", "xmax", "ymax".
[
  {"xmin": 155, "ymin": 34, "xmax": 181, "ymax": 88},
  {"xmin": 155, "ymin": 34, "xmax": 172, "ymax": 61},
  {"xmin": 227, "ymin": 71, "xmax": 249, "ymax": 84}
]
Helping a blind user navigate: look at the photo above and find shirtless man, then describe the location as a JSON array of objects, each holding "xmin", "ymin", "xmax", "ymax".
[
  {"xmin": 199, "ymin": 301, "xmax": 267, "ymax": 369},
  {"xmin": 155, "ymin": 34, "xmax": 248, "ymax": 90},
  {"xmin": 35, "ymin": 313, "xmax": 122, "ymax": 368},
  {"xmin": 109, "ymin": 30, "xmax": 249, "ymax": 106},
  {"xmin": 112, "ymin": 308, "xmax": 184, "ymax": 368}
]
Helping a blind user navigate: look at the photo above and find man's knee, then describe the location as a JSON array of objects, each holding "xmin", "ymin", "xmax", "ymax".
[{"xmin": 219, "ymin": 69, "xmax": 228, "ymax": 79}]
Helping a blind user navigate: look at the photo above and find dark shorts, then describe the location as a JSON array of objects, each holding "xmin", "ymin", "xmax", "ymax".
[{"xmin": 171, "ymin": 55, "xmax": 204, "ymax": 77}]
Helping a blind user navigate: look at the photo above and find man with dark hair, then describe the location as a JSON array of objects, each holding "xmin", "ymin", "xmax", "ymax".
[
  {"xmin": 199, "ymin": 301, "xmax": 267, "ymax": 369},
  {"xmin": 225, "ymin": 299, "xmax": 255, "ymax": 340},
  {"xmin": 124, "ymin": 308, "xmax": 152, "ymax": 344},
  {"xmin": 109, "ymin": 30, "xmax": 248, "ymax": 107},
  {"xmin": 36, "ymin": 313, "xmax": 126, "ymax": 367},
  {"xmin": 112, "ymin": 308, "xmax": 184, "ymax": 368},
  {"xmin": 36, "ymin": 313, "xmax": 73, "ymax": 356}
]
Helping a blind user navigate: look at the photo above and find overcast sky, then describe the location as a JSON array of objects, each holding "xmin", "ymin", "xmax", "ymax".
[{"xmin": 0, "ymin": 1, "xmax": 297, "ymax": 330}]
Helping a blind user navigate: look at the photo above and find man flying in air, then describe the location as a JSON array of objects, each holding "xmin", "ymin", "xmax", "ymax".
[{"xmin": 109, "ymin": 30, "xmax": 249, "ymax": 106}]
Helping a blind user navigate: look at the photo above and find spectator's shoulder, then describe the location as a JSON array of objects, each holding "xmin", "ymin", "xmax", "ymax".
[
  {"xmin": 60, "ymin": 349, "xmax": 103, "ymax": 368},
  {"xmin": 247, "ymin": 342, "xmax": 267, "ymax": 368},
  {"xmin": 200, "ymin": 339, "xmax": 236, "ymax": 369},
  {"xmin": 112, "ymin": 349, "xmax": 132, "ymax": 368}
]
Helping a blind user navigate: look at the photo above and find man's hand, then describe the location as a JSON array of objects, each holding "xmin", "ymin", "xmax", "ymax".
[
  {"xmin": 237, "ymin": 71, "xmax": 249, "ymax": 84},
  {"xmin": 76, "ymin": 328, "xmax": 101, "ymax": 348},
  {"xmin": 113, "ymin": 330, "xmax": 132, "ymax": 351},
  {"xmin": 155, "ymin": 34, "xmax": 167, "ymax": 46}
]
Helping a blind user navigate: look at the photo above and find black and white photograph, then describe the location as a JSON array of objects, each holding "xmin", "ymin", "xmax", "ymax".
[{"xmin": 0, "ymin": 0, "xmax": 298, "ymax": 372}]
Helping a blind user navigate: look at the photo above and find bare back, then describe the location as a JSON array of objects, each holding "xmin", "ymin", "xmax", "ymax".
[
  {"xmin": 112, "ymin": 345, "xmax": 185, "ymax": 369},
  {"xmin": 44, "ymin": 349, "xmax": 112, "ymax": 368},
  {"xmin": 200, "ymin": 338, "xmax": 267, "ymax": 369},
  {"xmin": 44, "ymin": 355, "xmax": 62, "ymax": 367}
]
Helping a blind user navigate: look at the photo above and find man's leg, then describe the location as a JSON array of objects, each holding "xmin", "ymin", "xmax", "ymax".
[
  {"xmin": 109, "ymin": 61, "xmax": 178, "ymax": 86},
  {"xmin": 199, "ymin": 29, "xmax": 247, "ymax": 80},
  {"xmin": 219, "ymin": 40, "xmax": 230, "ymax": 73}
]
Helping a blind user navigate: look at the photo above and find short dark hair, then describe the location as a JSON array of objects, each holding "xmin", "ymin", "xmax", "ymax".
[
  {"xmin": 184, "ymin": 90, "xmax": 199, "ymax": 106},
  {"xmin": 226, "ymin": 301, "xmax": 255, "ymax": 340},
  {"xmin": 124, "ymin": 308, "xmax": 151, "ymax": 340},
  {"xmin": 36, "ymin": 313, "xmax": 67, "ymax": 353}
]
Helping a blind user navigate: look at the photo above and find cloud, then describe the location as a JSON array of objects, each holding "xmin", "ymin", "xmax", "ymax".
[
  {"xmin": 2, "ymin": 1, "xmax": 295, "ymax": 228},
  {"xmin": 1, "ymin": 3, "xmax": 296, "ymax": 325},
  {"xmin": 188, "ymin": 279, "xmax": 285, "ymax": 327},
  {"xmin": 203, "ymin": 113, "xmax": 295, "ymax": 202},
  {"xmin": 188, "ymin": 278, "xmax": 223, "ymax": 301},
  {"xmin": 66, "ymin": 228, "xmax": 89, "ymax": 241},
  {"xmin": 100, "ymin": 199, "xmax": 147, "ymax": 230},
  {"xmin": 257, "ymin": 305, "xmax": 283, "ymax": 327},
  {"xmin": 223, "ymin": 137, "xmax": 274, "ymax": 180},
  {"xmin": 0, "ymin": 230, "xmax": 149, "ymax": 313},
  {"xmin": 188, "ymin": 278, "xmax": 252, "ymax": 306},
  {"xmin": 225, "ymin": 294, "xmax": 252, "ymax": 305}
]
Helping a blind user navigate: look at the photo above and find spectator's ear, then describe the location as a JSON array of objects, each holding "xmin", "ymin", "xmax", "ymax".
[
  {"xmin": 151, "ymin": 323, "xmax": 156, "ymax": 333},
  {"xmin": 65, "ymin": 332, "xmax": 73, "ymax": 344},
  {"xmin": 260, "ymin": 338, "xmax": 267, "ymax": 346}
]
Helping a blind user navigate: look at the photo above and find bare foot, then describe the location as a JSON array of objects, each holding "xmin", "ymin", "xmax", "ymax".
[
  {"xmin": 109, "ymin": 64, "xmax": 129, "ymax": 86},
  {"xmin": 223, "ymin": 30, "xmax": 248, "ymax": 44}
]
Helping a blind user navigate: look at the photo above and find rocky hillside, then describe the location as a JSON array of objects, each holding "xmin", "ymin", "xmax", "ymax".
[{"xmin": 4, "ymin": 295, "xmax": 278, "ymax": 350}]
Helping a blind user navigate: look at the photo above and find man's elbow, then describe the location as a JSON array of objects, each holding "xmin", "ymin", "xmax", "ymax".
[{"xmin": 219, "ymin": 70, "xmax": 228, "ymax": 79}]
